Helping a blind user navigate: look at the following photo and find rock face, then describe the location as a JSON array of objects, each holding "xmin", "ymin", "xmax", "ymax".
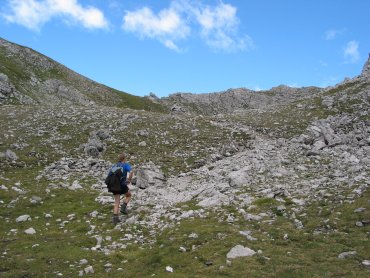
[
  {"xmin": 307, "ymin": 121, "xmax": 341, "ymax": 151},
  {"xmin": 162, "ymin": 86, "xmax": 321, "ymax": 115},
  {"xmin": 361, "ymin": 53, "xmax": 370, "ymax": 78},
  {"xmin": 0, "ymin": 73, "xmax": 34, "ymax": 105},
  {"xmin": 40, "ymin": 79, "xmax": 92, "ymax": 106},
  {"xmin": 0, "ymin": 73, "xmax": 13, "ymax": 102}
]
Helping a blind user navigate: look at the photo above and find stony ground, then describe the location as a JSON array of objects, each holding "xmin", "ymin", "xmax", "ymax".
[{"xmin": 0, "ymin": 76, "xmax": 370, "ymax": 277}]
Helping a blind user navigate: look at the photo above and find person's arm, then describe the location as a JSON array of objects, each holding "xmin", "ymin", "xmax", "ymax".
[{"xmin": 127, "ymin": 170, "xmax": 133, "ymax": 183}]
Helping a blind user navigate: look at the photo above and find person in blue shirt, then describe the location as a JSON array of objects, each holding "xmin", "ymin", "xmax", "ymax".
[{"xmin": 112, "ymin": 152, "xmax": 133, "ymax": 224}]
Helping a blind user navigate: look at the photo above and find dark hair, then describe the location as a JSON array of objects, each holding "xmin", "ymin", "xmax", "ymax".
[{"xmin": 118, "ymin": 153, "xmax": 126, "ymax": 162}]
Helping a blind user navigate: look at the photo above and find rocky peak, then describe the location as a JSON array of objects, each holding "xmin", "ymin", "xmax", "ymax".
[
  {"xmin": 361, "ymin": 53, "xmax": 370, "ymax": 78},
  {"xmin": 269, "ymin": 85, "xmax": 298, "ymax": 94}
]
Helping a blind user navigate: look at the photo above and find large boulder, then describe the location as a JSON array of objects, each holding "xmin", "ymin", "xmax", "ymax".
[
  {"xmin": 226, "ymin": 245, "xmax": 256, "ymax": 259},
  {"xmin": 83, "ymin": 139, "xmax": 104, "ymax": 157},
  {"xmin": 81, "ymin": 130, "xmax": 109, "ymax": 157},
  {"xmin": 135, "ymin": 163, "xmax": 165, "ymax": 189},
  {"xmin": 307, "ymin": 121, "xmax": 341, "ymax": 150},
  {"xmin": 228, "ymin": 166, "xmax": 251, "ymax": 187}
]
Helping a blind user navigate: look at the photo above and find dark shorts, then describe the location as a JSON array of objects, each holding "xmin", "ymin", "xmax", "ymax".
[
  {"xmin": 112, "ymin": 182, "xmax": 129, "ymax": 195},
  {"xmin": 120, "ymin": 183, "xmax": 129, "ymax": 195}
]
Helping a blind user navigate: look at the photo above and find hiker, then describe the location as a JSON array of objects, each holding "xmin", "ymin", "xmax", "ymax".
[{"xmin": 107, "ymin": 153, "xmax": 133, "ymax": 224}]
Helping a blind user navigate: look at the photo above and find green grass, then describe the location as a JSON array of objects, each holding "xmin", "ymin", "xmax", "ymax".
[
  {"xmin": 2, "ymin": 179, "xmax": 369, "ymax": 277},
  {"xmin": 0, "ymin": 46, "xmax": 29, "ymax": 82}
]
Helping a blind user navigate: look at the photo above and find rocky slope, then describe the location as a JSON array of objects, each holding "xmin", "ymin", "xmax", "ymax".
[
  {"xmin": 0, "ymin": 37, "xmax": 163, "ymax": 111},
  {"xmin": 0, "ymin": 38, "xmax": 369, "ymax": 277}
]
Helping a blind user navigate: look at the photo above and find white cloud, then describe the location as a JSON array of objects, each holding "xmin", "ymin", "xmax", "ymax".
[
  {"xmin": 2, "ymin": 0, "xmax": 49, "ymax": 30},
  {"xmin": 195, "ymin": 3, "xmax": 237, "ymax": 31},
  {"xmin": 325, "ymin": 29, "xmax": 345, "ymax": 40},
  {"xmin": 344, "ymin": 40, "xmax": 360, "ymax": 63},
  {"xmin": 193, "ymin": 2, "xmax": 253, "ymax": 51},
  {"xmin": 122, "ymin": 0, "xmax": 252, "ymax": 52},
  {"xmin": 122, "ymin": 6, "xmax": 190, "ymax": 51},
  {"xmin": 2, "ymin": 0, "xmax": 109, "ymax": 31}
]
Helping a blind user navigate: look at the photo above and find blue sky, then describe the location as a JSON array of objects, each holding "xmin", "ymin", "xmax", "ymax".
[{"xmin": 0, "ymin": 0, "xmax": 369, "ymax": 97}]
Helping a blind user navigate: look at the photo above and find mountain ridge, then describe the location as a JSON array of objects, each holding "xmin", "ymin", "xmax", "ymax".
[{"xmin": 2, "ymin": 36, "xmax": 369, "ymax": 116}]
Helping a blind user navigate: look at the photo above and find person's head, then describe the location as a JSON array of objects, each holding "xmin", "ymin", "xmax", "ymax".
[{"xmin": 118, "ymin": 153, "xmax": 126, "ymax": 162}]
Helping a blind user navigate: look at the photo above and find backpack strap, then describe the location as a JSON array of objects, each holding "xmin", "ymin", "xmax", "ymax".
[{"xmin": 111, "ymin": 165, "xmax": 122, "ymax": 174}]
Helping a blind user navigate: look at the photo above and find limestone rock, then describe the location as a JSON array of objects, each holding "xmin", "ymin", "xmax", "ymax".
[
  {"xmin": 228, "ymin": 167, "xmax": 251, "ymax": 187},
  {"xmin": 24, "ymin": 228, "xmax": 36, "ymax": 235},
  {"xmin": 362, "ymin": 260, "xmax": 370, "ymax": 268},
  {"xmin": 165, "ymin": 266, "xmax": 173, "ymax": 272},
  {"xmin": 84, "ymin": 266, "xmax": 94, "ymax": 274},
  {"xmin": 226, "ymin": 245, "xmax": 256, "ymax": 259},
  {"xmin": 69, "ymin": 180, "xmax": 83, "ymax": 190},
  {"xmin": 135, "ymin": 163, "xmax": 165, "ymax": 189},
  {"xmin": 16, "ymin": 215, "xmax": 31, "ymax": 222},
  {"xmin": 338, "ymin": 251, "xmax": 357, "ymax": 259},
  {"xmin": 1, "ymin": 150, "xmax": 18, "ymax": 161},
  {"xmin": 83, "ymin": 138, "xmax": 104, "ymax": 157},
  {"xmin": 30, "ymin": 196, "xmax": 42, "ymax": 204}
]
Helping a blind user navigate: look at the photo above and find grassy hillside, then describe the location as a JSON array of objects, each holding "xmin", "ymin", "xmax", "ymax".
[{"xmin": 0, "ymin": 37, "xmax": 165, "ymax": 112}]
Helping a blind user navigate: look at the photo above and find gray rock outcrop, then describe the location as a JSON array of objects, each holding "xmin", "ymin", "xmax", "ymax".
[
  {"xmin": 338, "ymin": 251, "xmax": 357, "ymax": 259},
  {"xmin": 162, "ymin": 86, "xmax": 321, "ymax": 115},
  {"xmin": 0, "ymin": 73, "xmax": 13, "ymax": 102},
  {"xmin": 226, "ymin": 245, "xmax": 256, "ymax": 259},
  {"xmin": 81, "ymin": 130, "xmax": 110, "ymax": 158},
  {"xmin": 361, "ymin": 53, "xmax": 370, "ymax": 78},
  {"xmin": 135, "ymin": 162, "xmax": 166, "ymax": 189}
]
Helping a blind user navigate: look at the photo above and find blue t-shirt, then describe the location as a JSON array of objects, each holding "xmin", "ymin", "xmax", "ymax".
[
  {"xmin": 112, "ymin": 162, "xmax": 131, "ymax": 186},
  {"xmin": 116, "ymin": 161, "xmax": 132, "ymax": 177}
]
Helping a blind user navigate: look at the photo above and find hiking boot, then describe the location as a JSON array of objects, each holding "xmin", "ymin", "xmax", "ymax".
[
  {"xmin": 112, "ymin": 215, "xmax": 120, "ymax": 225},
  {"xmin": 120, "ymin": 203, "xmax": 128, "ymax": 215}
]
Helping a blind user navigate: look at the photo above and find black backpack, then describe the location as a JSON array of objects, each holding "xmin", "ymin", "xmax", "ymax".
[{"xmin": 105, "ymin": 166, "xmax": 123, "ymax": 193}]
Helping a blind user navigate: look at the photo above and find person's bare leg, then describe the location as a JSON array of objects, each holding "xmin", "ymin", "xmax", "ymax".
[
  {"xmin": 114, "ymin": 194, "xmax": 120, "ymax": 214},
  {"xmin": 113, "ymin": 194, "xmax": 120, "ymax": 223},
  {"xmin": 124, "ymin": 191, "xmax": 131, "ymax": 204},
  {"xmin": 121, "ymin": 191, "xmax": 131, "ymax": 214}
]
